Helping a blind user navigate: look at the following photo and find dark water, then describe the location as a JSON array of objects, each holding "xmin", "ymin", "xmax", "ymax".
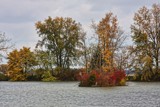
[{"xmin": 0, "ymin": 82, "xmax": 160, "ymax": 107}]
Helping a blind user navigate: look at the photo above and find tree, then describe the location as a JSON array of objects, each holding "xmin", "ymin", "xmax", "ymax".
[
  {"xmin": 0, "ymin": 64, "xmax": 8, "ymax": 74},
  {"xmin": 89, "ymin": 45, "xmax": 103, "ymax": 70},
  {"xmin": 35, "ymin": 17, "xmax": 84, "ymax": 70},
  {"xmin": 0, "ymin": 33, "xmax": 12, "ymax": 51},
  {"xmin": 96, "ymin": 12, "xmax": 125, "ymax": 72},
  {"xmin": 131, "ymin": 4, "xmax": 160, "ymax": 81},
  {"xmin": 34, "ymin": 49, "xmax": 55, "ymax": 71},
  {"xmin": 7, "ymin": 47, "xmax": 36, "ymax": 81},
  {"xmin": 114, "ymin": 46, "xmax": 131, "ymax": 70},
  {"xmin": 0, "ymin": 33, "xmax": 13, "ymax": 63}
]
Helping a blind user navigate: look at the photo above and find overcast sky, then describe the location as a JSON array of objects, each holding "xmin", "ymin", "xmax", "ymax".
[{"xmin": 0, "ymin": 0, "xmax": 159, "ymax": 50}]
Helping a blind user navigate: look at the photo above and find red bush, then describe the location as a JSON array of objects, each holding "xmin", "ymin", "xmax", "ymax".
[
  {"xmin": 77, "ymin": 69, "xmax": 126, "ymax": 87},
  {"xmin": 113, "ymin": 69, "xmax": 126, "ymax": 85}
]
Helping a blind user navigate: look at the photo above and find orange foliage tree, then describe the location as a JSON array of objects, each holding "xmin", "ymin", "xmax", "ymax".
[
  {"xmin": 7, "ymin": 47, "xmax": 36, "ymax": 81},
  {"xmin": 97, "ymin": 12, "xmax": 124, "ymax": 72},
  {"xmin": 131, "ymin": 4, "xmax": 160, "ymax": 81}
]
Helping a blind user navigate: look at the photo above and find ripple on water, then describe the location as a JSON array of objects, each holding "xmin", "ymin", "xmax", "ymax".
[{"xmin": 0, "ymin": 81, "xmax": 160, "ymax": 107}]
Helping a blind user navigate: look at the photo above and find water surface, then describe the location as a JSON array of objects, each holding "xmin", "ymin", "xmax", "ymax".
[{"xmin": 0, "ymin": 82, "xmax": 160, "ymax": 107}]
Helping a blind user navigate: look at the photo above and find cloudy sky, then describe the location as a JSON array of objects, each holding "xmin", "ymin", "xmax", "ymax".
[{"xmin": 0, "ymin": 0, "xmax": 159, "ymax": 50}]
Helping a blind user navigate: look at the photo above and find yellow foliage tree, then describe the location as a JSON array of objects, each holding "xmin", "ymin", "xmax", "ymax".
[
  {"xmin": 97, "ymin": 12, "xmax": 124, "ymax": 72},
  {"xmin": 7, "ymin": 47, "xmax": 36, "ymax": 81}
]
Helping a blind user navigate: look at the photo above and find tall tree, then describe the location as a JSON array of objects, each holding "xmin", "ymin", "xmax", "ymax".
[
  {"xmin": 96, "ymin": 12, "xmax": 125, "ymax": 72},
  {"xmin": 35, "ymin": 17, "xmax": 84, "ymax": 70},
  {"xmin": 131, "ymin": 4, "xmax": 160, "ymax": 81}
]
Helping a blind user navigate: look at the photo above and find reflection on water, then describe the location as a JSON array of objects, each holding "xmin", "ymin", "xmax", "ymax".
[{"xmin": 0, "ymin": 82, "xmax": 160, "ymax": 107}]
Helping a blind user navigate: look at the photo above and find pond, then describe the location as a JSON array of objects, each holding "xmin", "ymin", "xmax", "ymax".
[{"xmin": 0, "ymin": 81, "xmax": 160, "ymax": 107}]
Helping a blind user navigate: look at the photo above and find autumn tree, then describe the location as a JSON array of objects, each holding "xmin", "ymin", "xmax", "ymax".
[
  {"xmin": 131, "ymin": 4, "xmax": 160, "ymax": 81},
  {"xmin": 7, "ymin": 47, "xmax": 36, "ymax": 81},
  {"xmin": 35, "ymin": 17, "xmax": 84, "ymax": 70},
  {"xmin": 96, "ymin": 12, "xmax": 125, "ymax": 72}
]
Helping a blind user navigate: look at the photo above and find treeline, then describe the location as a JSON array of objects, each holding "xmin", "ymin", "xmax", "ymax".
[{"xmin": 0, "ymin": 3, "xmax": 160, "ymax": 82}]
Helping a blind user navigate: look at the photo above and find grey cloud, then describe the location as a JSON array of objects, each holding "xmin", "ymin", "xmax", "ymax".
[{"xmin": 0, "ymin": 0, "xmax": 159, "ymax": 50}]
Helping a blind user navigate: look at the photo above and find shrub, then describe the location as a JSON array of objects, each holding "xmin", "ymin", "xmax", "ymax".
[
  {"xmin": 120, "ymin": 78, "xmax": 126, "ymax": 86},
  {"xmin": 42, "ymin": 71, "xmax": 57, "ymax": 82},
  {"xmin": 55, "ymin": 69, "xmax": 81, "ymax": 81},
  {"xmin": 133, "ymin": 72, "xmax": 142, "ymax": 81},
  {"xmin": 113, "ymin": 69, "xmax": 126, "ymax": 85},
  {"xmin": 88, "ymin": 74, "xmax": 96, "ymax": 86},
  {"xmin": 78, "ymin": 69, "xmax": 126, "ymax": 87},
  {"xmin": 0, "ymin": 73, "xmax": 9, "ymax": 81},
  {"xmin": 7, "ymin": 70, "xmax": 27, "ymax": 81},
  {"xmin": 96, "ymin": 72, "xmax": 116, "ymax": 87},
  {"xmin": 27, "ymin": 69, "xmax": 45, "ymax": 81},
  {"xmin": 127, "ymin": 76, "xmax": 134, "ymax": 81},
  {"xmin": 78, "ymin": 72, "xmax": 90, "ymax": 87},
  {"xmin": 27, "ymin": 74, "xmax": 41, "ymax": 81}
]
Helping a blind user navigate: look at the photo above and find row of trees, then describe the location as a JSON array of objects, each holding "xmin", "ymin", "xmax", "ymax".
[{"xmin": 0, "ymin": 3, "xmax": 160, "ymax": 82}]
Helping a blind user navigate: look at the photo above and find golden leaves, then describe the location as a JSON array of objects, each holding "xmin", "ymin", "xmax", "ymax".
[
  {"xmin": 7, "ymin": 47, "xmax": 35, "ymax": 81},
  {"xmin": 97, "ymin": 12, "xmax": 119, "ymax": 72}
]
